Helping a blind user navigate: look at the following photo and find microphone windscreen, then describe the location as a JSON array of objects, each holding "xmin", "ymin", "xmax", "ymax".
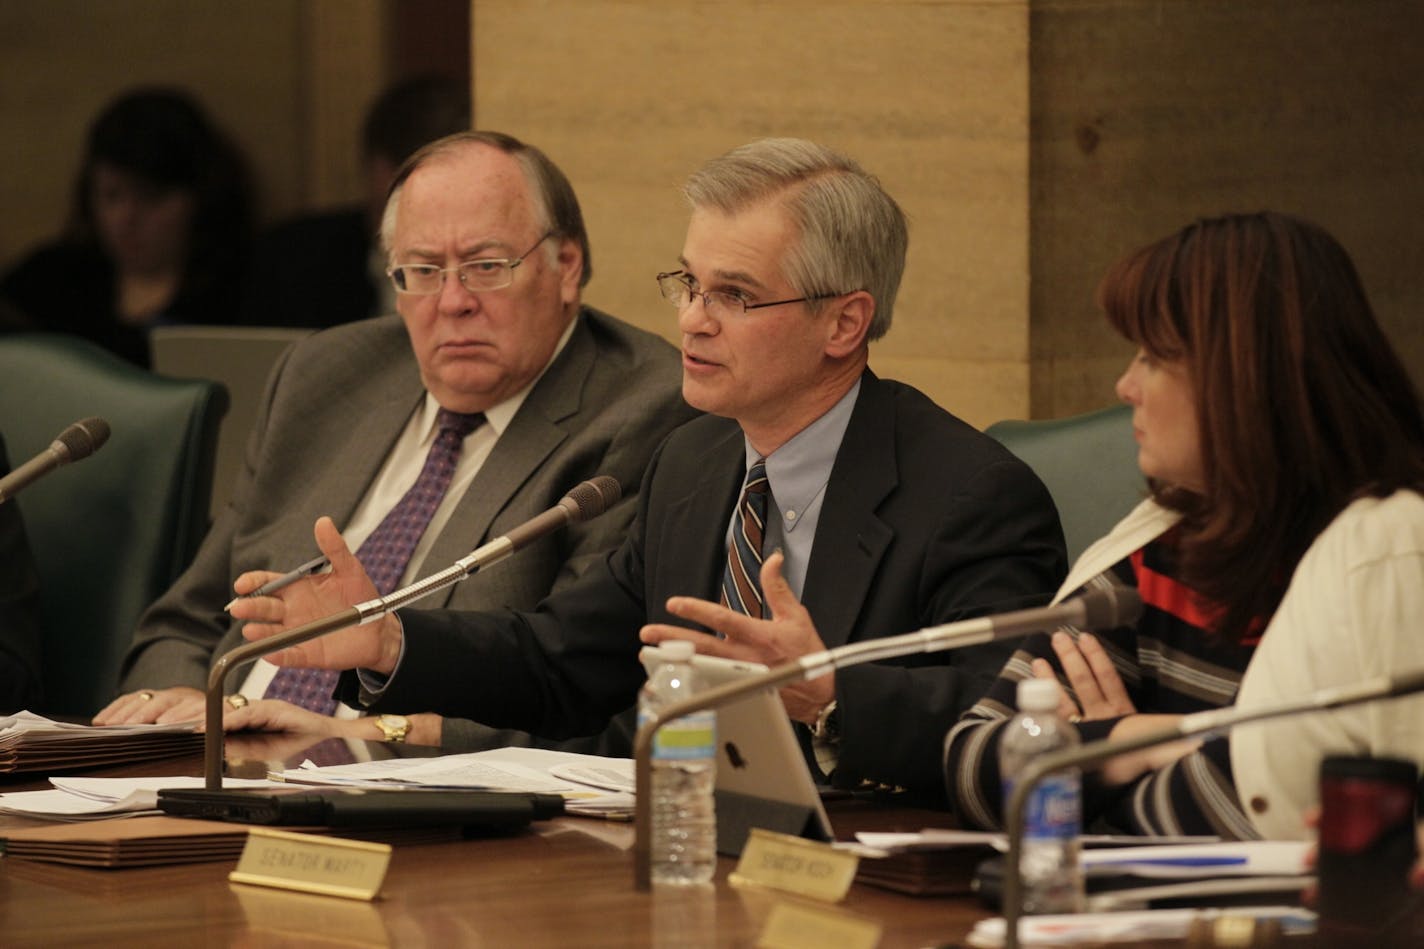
[
  {"xmin": 564, "ymin": 476, "xmax": 621, "ymax": 522},
  {"xmin": 1077, "ymin": 584, "xmax": 1142, "ymax": 631},
  {"xmin": 53, "ymin": 417, "xmax": 111, "ymax": 461}
]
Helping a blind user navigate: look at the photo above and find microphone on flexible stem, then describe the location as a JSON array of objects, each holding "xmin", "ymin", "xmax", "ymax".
[
  {"xmin": 0, "ymin": 417, "xmax": 111, "ymax": 504},
  {"xmin": 203, "ymin": 475, "xmax": 622, "ymax": 788},
  {"xmin": 630, "ymin": 584, "xmax": 1143, "ymax": 890},
  {"xmin": 997, "ymin": 667, "xmax": 1424, "ymax": 949}
]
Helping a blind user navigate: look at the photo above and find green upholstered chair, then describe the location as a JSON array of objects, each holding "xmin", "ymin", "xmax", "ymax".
[
  {"xmin": 0, "ymin": 333, "xmax": 227, "ymax": 716},
  {"xmin": 150, "ymin": 325, "xmax": 312, "ymax": 518},
  {"xmin": 986, "ymin": 404, "xmax": 1143, "ymax": 564}
]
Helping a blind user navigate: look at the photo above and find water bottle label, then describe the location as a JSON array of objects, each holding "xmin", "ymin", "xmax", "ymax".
[
  {"xmin": 1004, "ymin": 773, "xmax": 1081, "ymax": 841},
  {"xmin": 642, "ymin": 709, "xmax": 715, "ymax": 761}
]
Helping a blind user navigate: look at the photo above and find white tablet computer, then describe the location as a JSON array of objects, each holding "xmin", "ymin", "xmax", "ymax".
[{"xmin": 639, "ymin": 645, "xmax": 833, "ymax": 854}]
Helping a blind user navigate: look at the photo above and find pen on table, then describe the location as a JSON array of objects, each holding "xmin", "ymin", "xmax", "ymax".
[{"xmin": 223, "ymin": 554, "xmax": 330, "ymax": 611}]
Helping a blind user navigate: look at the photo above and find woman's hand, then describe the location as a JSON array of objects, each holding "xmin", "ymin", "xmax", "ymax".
[
  {"xmin": 1100, "ymin": 714, "xmax": 1197, "ymax": 785},
  {"xmin": 1031, "ymin": 630, "xmax": 1137, "ymax": 722}
]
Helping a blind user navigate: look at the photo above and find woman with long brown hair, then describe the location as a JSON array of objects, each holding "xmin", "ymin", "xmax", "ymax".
[{"xmin": 946, "ymin": 212, "xmax": 1424, "ymax": 838}]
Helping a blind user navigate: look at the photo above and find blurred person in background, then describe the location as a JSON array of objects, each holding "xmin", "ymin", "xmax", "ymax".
[
  {"xmin": 0, "ymin": 87, "xmax": 253, "ymax": 367},
  {"xmin": 238, "ymin": 75, "xmax": 470, "ymax": 329}
]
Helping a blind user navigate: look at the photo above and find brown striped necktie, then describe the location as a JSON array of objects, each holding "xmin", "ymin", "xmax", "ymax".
[{"xmin": 720, "ymin": 459, "xmax": 770, "ymax": 618}]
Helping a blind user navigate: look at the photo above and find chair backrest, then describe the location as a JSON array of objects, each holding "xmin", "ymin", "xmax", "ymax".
[
  {"xmin": 0, "ymin": 333, "xmax": 227, "ymax": 716},
  {"xmin": 150, "ymin": 325, "xmax": 312, "ymax": 517},
  {"xmin": 986, "ymin": 404, "xmax": 1144, "ymax": 564}
]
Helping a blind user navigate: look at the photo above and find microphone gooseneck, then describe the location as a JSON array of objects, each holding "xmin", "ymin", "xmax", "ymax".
[
  {"xmin": 498, "ymin": 476, "xmax": 622, "ymax": 555},
  {"xmin": 1076, "ymin": 582, "xmax": 1136, "ymax": 630},
  {"xmin": 0, "ymin": 416, "xmax": 112, "ymax": 504},
  {"xmin": 794, "ymin": 585, "xmax": 1142, "ymax": 680}
]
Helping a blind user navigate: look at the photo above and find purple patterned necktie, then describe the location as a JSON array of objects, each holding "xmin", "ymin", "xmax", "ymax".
[{"xmin": 263, "ymin": 408, "xmax": 484, "ymax": 713}]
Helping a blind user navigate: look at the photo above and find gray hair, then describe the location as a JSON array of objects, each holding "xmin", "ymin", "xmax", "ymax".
[
  {"xmin": 379, "ymin": 131, "xmax": 592, "ymax": 288},
  {"xmin": 682, "ymin": 138, "xmax": 907, "ymax": 341}
]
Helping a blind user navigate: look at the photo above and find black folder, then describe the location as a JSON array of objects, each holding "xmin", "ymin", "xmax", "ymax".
[{"xmin": 156, "ymin": 787, "xmax": 565, "ymax": 832}]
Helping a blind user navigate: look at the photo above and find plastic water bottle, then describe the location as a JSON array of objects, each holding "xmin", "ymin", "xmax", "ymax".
[
  {"xmin": 998, "ymin": 677, "xmax": 1084, "ymax": 914},
  {"xmin": 639, "ymin": 640, "xmax": 717, "ymax": 885}
]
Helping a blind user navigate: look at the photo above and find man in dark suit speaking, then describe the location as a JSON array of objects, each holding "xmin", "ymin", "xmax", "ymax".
[
  {"xmin": 96, "ymin": 132, "xmax": 692, "ymax": 752},
  {"xmin": 232, "ymin": 138, "xmax": 1067, "ymax": 797}
]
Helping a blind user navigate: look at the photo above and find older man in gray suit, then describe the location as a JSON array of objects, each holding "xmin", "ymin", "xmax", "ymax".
[{"xmin": 95, "ymin": 132, "xmax": 693, "ymax": 751}]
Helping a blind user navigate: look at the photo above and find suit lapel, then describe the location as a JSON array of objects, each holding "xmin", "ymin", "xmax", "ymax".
[
  {"xmin": 324, "ymin": 377, "xmax": 426, "ymax": 534},
  {"xmin": 658, "ymin": 421, "xmax": 745, "ymax": 614},
  {"xmin": 419, "ymin": 315, "xmax": 596, "ymax": 606},
  {"xmin": 800, "ymin": 373, "xmax": 896, "ymax": 648}
]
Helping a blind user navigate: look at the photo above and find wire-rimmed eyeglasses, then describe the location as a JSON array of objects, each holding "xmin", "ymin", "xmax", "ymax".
[
  {"xmin": 388, "ymin": 231, "xmax": 555, "ymax": 295},
  {"xmin": 655, "ymin": 270, "xmax": 849, "ymax": 320}
]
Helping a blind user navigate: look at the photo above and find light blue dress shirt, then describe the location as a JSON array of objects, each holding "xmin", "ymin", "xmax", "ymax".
[{"xmin": 727, "ymin": 379, "xmax": 861, "ymax": 608}]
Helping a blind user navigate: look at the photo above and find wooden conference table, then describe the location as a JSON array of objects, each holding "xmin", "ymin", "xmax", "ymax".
[{"xmin": 0, "ymin": 733, "xmax": 989, "ymax": 947}]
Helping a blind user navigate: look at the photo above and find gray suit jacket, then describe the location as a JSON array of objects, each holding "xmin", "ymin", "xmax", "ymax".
[{"xmin": 120, "ymin": 307, "xmax": 695, "ymax": 752}]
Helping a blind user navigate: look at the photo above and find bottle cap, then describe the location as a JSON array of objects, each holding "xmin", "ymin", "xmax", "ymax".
[
  {"xmin": 657, "ymin": 640, "xmax": 695, "ymax": 661},
  {"xmin": 1015, "ymin": 677, "xmax": 1062, "ymax": 712}
]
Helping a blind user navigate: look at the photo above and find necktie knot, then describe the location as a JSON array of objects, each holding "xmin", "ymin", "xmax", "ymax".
[
  {"xmin": 436, "ymin": 408, "xmax": 484, "ymax": 440},
  {"xmin": 740, "ymin": 460, "xmax": 770, "ymax": 524},
  {"xmin": 743, "ymin": 460, "xmax": 769, "ymax": 495}
]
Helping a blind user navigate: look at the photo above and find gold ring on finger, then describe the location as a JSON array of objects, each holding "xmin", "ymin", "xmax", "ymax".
[
  {"xmin": 226, "ymin": 694, "xmax": 249, "ymax": 710},
  {"xmin": 138, "ymin": 690, "xmax": 155, "ymax": 701}
]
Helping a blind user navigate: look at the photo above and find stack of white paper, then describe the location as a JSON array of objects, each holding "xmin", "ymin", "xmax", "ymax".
[
  {"xmin": 0, "ymin": 712, "xmax": 202, "ymax": 773},
  {"xmin": 269, "ymin": 747, "xmax": 636, "ymax": 819},
  {"xmin": 0, "ymin": 775, "xmax": 282, "ymax": 820}
]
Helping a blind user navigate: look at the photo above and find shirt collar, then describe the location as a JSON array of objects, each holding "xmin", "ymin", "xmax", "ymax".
[{"xmin": 745, "ymin": 379, "xmax": 860, "ymax": 533}]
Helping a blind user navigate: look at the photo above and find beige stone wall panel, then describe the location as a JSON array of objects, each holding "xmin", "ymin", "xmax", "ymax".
[{"xmin": 471, "ymin": 0, "xmax": 1034, "ymax": 427}]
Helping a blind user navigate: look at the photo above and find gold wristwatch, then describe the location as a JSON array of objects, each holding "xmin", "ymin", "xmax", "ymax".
[{"xmin": 375, "ymin": 714, "xmax": 411, "ymax": 743}]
